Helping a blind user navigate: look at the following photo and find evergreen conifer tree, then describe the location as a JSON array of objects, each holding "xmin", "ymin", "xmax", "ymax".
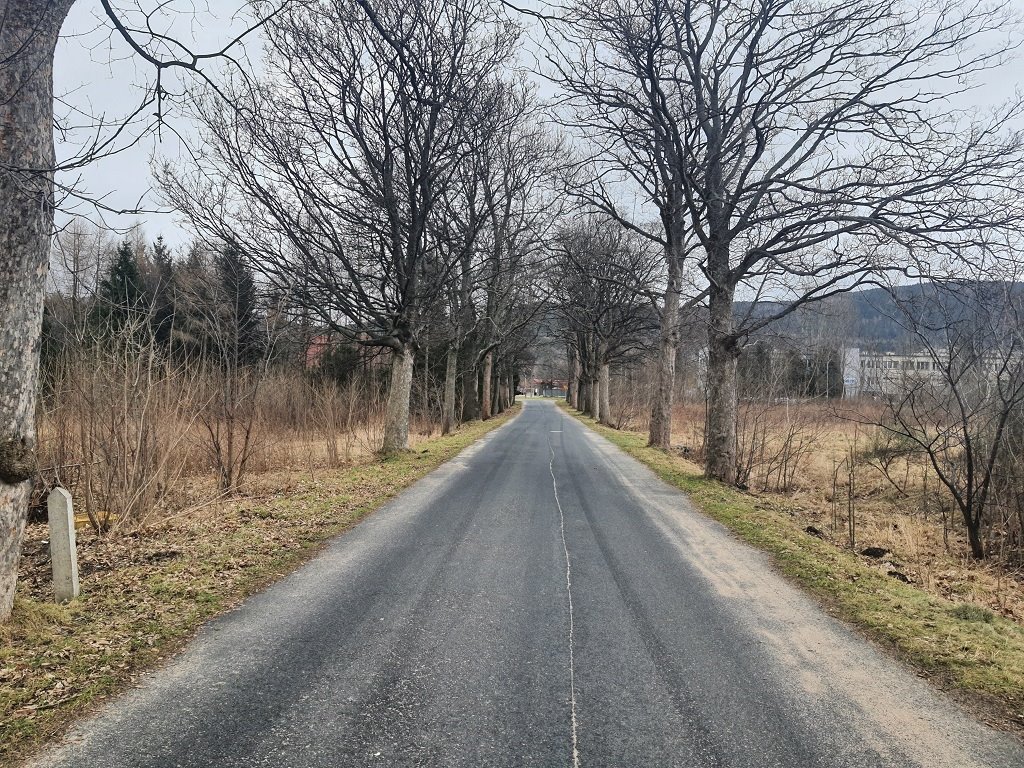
[
  {"xmin": 214, "ymin": 240, "xmax": 264, "ymax": 365},
  {"xmin": 150, "ymin": 236, "xmax": 176, "ymax": 349},
  {"xmin": 91, "ymin": 238, "xmax": 149, "ymax": 340}
]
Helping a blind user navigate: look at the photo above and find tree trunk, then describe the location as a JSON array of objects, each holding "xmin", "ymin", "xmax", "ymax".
[
  {"xmin": 381, "ymin": 344, "xmax": 414, "ymax": 454},
  {"xmin": 649, "ymin": 243, "xmax": 682, "ymax": 449},
  {"xmin": 590, "ymin": 372, "xmax": 601, "ymax": 422},
  {"xmin": 965, "ymin": 514, "xmax": 985, "ymax": 559},
  {"xmin": 599, "ymin": 362, "xmax": 611, "ymax": 426},
  {"xmin": 441, "ymin": 343, "xmax": 458, "ymax": 435},
  {"xmin": 705, "ymin": 275, "xmax": 739, "ymax": 484},
  {"xmin": 459, "ymin": 341, "xmax": 479, "ymax": 421},
  {"xmin": 1, "ymin": 0, "xmax": 72, "ymax": 622},
  {"xmin": 480, "ymin": 349, "xmax": 493, "ymax": 420},
  {"xmin": 568, "ymin": 347, "xmax": 579, "ymax": 407},
  {"xmin": 497, "ymin": 376, "xmax": 507, "ymax": 413}
]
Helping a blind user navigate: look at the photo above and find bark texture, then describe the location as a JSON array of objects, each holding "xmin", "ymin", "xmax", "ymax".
[
  {"xmin": 568, "ymin": 349, "xmax": 579, "ymax": 408},
  {"xmin": 599, "ymin": 362, "xmax": 611, "ymax": 426},
  {"xmin": 441, "ymin": 344, "xmax": 458, "ymax": 435},
  {"xmin": 496, "ymin": 379, "xmax": 506, "ymax": 414},
  {"xmin": 459, "ymin": 342, "xmax": 479, "ymax": 421},
  {"xmin": 705, "ymin": 278, "xmax": 739, "ymax": 484},
  {"xmin": 649, "ymin": 249, "xmax": 681, "ymax": 449},
  {"xmin": 381, "ymin": 345, "xmax": 415, "ymax": 454},
  {"xmin": 0, "ymin": 0, "xmax": 71, "ymax": 621},
  {"xmin": 480, "ymin": 350, "xmax": 493, "ymax": 420}
]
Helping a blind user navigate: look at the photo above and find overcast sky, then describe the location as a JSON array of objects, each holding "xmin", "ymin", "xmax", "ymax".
[
  {"xmin": 53, "ymin": 0, "xmax": 1024, "ymax": 255},
  {"xmin": 53, "ymin": 0, "xmax": 262, "ymax": 250}
]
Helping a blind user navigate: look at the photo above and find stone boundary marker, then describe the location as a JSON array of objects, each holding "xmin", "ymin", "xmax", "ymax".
[{"xmin": 47, "ymin": 487, "xmax": 80, "ymax": 603}]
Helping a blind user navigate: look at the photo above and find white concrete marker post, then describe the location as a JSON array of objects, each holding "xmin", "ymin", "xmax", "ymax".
[{"xmin": 47, "ymin": 487, "xmax": 80, "ymax": 603}]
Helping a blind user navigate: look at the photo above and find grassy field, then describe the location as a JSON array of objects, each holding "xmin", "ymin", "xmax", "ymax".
[
  {"xmin": 0, "ymin": 405, "xmax": 520, "ymax": 766},
  {"xmin": 561, "ymin": 402, "xmax": 1024, "ymax": 733}
]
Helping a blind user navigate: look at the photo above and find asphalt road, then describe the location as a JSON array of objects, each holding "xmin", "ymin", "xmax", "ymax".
[{"xmin": 31, "ymin": 400, "xmax": 1024, "ymax": 768}]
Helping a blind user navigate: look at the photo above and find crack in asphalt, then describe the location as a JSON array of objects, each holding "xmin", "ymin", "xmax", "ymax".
[{"xmin": 549, "ymin": 425, "xmax": 581, "ymax": 768}]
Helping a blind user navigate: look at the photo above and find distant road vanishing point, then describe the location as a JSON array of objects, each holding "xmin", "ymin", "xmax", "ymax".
[{"xmin": 31, "ymin": 400, "xmax": 1024, "ymax": 768}]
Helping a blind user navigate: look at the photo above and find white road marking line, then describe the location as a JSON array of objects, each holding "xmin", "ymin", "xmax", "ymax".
[{"xmin": 549, "ymin": 434, "xmax": 581, "ymax": 768}]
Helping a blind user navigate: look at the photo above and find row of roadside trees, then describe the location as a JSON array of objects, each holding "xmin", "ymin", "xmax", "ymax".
[{"xmin": 4, "ymin": 0, "xmax": 1024, "ymax": 617}]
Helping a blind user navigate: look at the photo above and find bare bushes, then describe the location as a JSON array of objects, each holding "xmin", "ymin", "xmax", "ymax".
[
  {"xmin": 992, "ymin": 412, "xmax": 1024, "ymax": 564},
  {"xmin": 252, "ymin": 370, "xmax": 390, "ymax": 470},
  {"xmin": 194, "ymin": 361, "xmax": 264, "ymax": 493},
  {"xmin": 863, "ymin": 398, "xmax": 1024, "ymax": 565},
  {"xmin": 37, "ymin": 339, "xmax": 394, "ymax": 533},
  {"xmin": 39, "ymin": 339, "xmax": 197, "ymax": 531},
  {"xmin": 734, "ymin": 400, "xmax": 828, "ymax": 493},
  {"xmin": 669, "ymin": 397, "xmax": 825, "ymax": 493},
  {"xmin": 607, "ymin": 369, "xmax": 653, "ymax": 430},
  {"xmin": 860, "ymin": 427, "xmax": 920, "ymax": 499}
]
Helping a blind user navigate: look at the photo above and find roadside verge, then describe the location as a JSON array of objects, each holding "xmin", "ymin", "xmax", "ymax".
[
  {"xmin": 558, "ymin": 402, "xmax": 1024, "ymax": 734},
  {"xmin": 0, "ymin": 405, "xmax": 520, "ymax": 766}
]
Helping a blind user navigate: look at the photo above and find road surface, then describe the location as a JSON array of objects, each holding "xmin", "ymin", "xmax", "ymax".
[{"xmin": 31, "ymin": 400, "xmax": 1024, "ymax": 767}]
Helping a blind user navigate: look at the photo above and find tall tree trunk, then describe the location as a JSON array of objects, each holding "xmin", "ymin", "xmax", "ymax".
[
  {"xmin": 497, "ymin": 375, "xmax": 507, "ymax": 413},
  {"xmin": 381, "ymin": 344, "xmax": 414, "ymax": 454},
  {"xmin": 459, "ymin": 341, "xmax": 479, "ymax": 421},
  {"xmin": 568, "ymin": 347, "xmax": 579, "ymax": 407},
  {"xmin": 1, "ymin": 0, "xmax": 72, "ymax": 622},
  {"xmin": 441, "ymin": 343, "xmax": 458, "ymax": 435},
  {"xmin": 705, "ymin": 262, "xmax": 738, "ymax": 484},
  {"xmin": 590, "ymin": 369, "xmax": 601, "ymax": 422},
  {"xmin": 965, "ymin": 513, "xmax": 985, "ymax": 560},
  {"xmin": 480, "ymin": 349, "xmax": 493, "ymax": 420},
  {"xmin": 649, "ymin": 243, "xmax": 682, "ymax": 449},
  {"xmin": 599, "ymin": 362, "xmax": 611, "ymax": 426}
]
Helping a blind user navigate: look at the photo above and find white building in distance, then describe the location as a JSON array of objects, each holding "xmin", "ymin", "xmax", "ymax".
[{"xmin": 844, "ymin": 348, "xmax": 946, "ymax": 396}]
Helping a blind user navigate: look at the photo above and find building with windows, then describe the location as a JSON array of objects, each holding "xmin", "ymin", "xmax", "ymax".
[{"xmin": 851, "ymin": 349, "xmax": 946, "ymax": 396}]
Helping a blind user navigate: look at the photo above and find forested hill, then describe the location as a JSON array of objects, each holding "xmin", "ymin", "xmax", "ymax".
[{"xmin": 737, "ymin": 281, "xmax": 1024, "ymax": 349}]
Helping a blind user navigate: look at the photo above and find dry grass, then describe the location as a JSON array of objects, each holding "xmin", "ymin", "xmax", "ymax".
[
  {"xmin": 668, "ymin": 400, "xmax": 1024, "ymax": 625},
  {"xmin": 563, "ymin": 401, "xmax": 1024, "ymax": 732},
  {"xmin": 0, "ymin": 405, "xmax": 519, "ymax": 767}
]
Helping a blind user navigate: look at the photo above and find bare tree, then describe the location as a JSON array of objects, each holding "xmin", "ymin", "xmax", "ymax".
[
  {"xmin": 160, "ymin": 0, "xmax": 520, "ymax": 454},
  {"xmin": 549, "ymin": 0, "xmax": 1024, "ymax": 483},
  {"xmin": 547, "ymin": 1, "xmax": 703, "ymax": 448},
  {"xmin": 857, "ymin": 274, "xmax": 1024, "ymax": 559},
  {"xmin": 174, "ymin": 241, "xmax": 275, "ymax": 492},
  {"xmin": 474, "ymin": 101, "xmax": 562, "ymax": 420},
  {"xmin": 1, "ymin": 0, "xmax": 75, "ymax": 623},
  {"xmin": 430, "ymin": 79, "xmax": 554, "ymax": 433},
  {"xmin": 554, "ymin": 216, "xmax": 660, "ymax": 425},
  {"xmin": 432, "ymin": 97, "xmax": 500, "ymax": 434}
]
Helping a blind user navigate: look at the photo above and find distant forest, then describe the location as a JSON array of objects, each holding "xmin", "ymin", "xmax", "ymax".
[{"xmin": 739, "ymin": 282, "xmax": 1024, "ymax": 351}]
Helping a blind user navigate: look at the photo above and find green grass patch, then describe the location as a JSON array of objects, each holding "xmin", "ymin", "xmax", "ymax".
[
  {"xmin": 559, "ymin": 402, "xmax": 1024, "ymax": 729},
  {"xmin": 0, "ymin": 406, "xmax": 519, "ymax": 766}
]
